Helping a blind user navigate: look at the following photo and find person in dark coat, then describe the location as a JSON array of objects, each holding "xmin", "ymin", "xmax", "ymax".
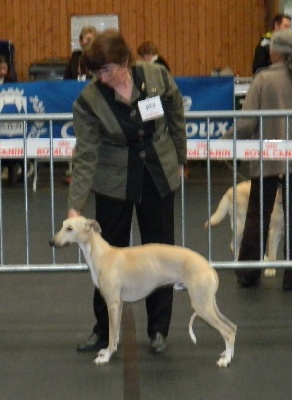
[
  {"xmin": 68, "ymin": 30, "xmax": 186, "ymax": 354},
  {"xmin": 252, "ymin": 13, "xmax": 291, "ymax": 74},
  {"xmin": 63, "ymin": 25, "xmax": 98, "ymax": 81},
  {"xmin": 0, "ymin": 55, "xmax": 22, "ymax": 185},
  {"xmin": 137, "ymin": 40, "xmax": 170, "ymax": 71}
]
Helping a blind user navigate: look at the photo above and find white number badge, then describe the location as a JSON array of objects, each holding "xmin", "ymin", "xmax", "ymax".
[{"xmin": 137, "ymin": 96, "xmax": 164, "ymax": 122}]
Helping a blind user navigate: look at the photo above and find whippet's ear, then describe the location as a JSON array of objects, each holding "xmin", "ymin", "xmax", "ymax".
[{"xmin": 86, "ymin": 219, "xmax": 102, "ymax": 233}]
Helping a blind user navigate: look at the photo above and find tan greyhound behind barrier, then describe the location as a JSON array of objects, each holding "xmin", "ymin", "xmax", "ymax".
[
  {"xmin": 50, "ymin": 216, "xmax": 237, "ymax": 367},
  {"xmin": 204, "ymin": 181, "xmax": 284, "ymax": 277}
]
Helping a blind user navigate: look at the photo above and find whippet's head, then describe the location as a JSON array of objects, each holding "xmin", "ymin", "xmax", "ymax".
[{"xmin": 49, "ymin": 217, "xmax": 101, "ymax": 247}]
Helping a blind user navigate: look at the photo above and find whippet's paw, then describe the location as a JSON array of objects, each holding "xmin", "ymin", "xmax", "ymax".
[
  {"xmin": 216, "ymin": 355, "xmax": 231, "ymax": 368},
  {"xmin": 93, "ymin": 348, "xmax": 111, "ymax": 365},
  {"xmin": 216, "ymin": 351, "xmax": 232, "ymax": 367},
  {"xmin": 264, "ymin": 268, "xmax": 276, "ymax": 277}
]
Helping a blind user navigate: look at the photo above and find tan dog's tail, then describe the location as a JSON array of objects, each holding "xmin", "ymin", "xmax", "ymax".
[
  {"xmin": 188, "ymin": 311, "xmax": 197, "ymax": 344},
  {"xmin": 204, "ymin": 193, "xmax": 230, "ymax": 228}
]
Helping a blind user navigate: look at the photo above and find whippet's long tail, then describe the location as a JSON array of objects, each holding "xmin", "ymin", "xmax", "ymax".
[
  {"xmin": 188, "ymin": 311, "xmax": 197, "ymax": 344},
  {"xmin": 204, "ymin": 193, "xmax": 229, "ymax": 228}
]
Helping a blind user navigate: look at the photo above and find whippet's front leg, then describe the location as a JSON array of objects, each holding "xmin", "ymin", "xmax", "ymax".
[
  {"xmin": 93, "ymin": 299, "xmax": 122, "ymax": 365},
  {"xmin": 116, "ymin": 302, "xmax": 123, "ymax": 344},
  {"xmin": 264, "ymin": 224, "xmax": 283, "ymax": 277}
]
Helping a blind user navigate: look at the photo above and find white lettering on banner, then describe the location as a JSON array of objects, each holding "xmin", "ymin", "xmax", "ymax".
[
  {"xmin": 186, "ymin": 121, "xmax": 229, "ymax": 138},
  {"xmin": 216, "ymin": 122, "xmax": 229, "ymax": 136},
  {"xmin": 186, "ymin": 123, "xmax": 198, "ymax": 137},
  {"xmin": 61, "ymin": 121, "xmax": 74, "ymax": 138}
]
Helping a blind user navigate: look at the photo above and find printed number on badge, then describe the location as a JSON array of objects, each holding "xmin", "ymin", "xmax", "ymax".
[{"xmin": 138, "ymin": 96, "xmax": 164, "ymax": 121}]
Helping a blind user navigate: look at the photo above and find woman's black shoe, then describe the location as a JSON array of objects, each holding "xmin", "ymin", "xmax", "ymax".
[
  {"xmin": 282, "ymin": 280, "xmax": 292, "ymax": 291},
  {"xmin": 237, "ymin": 276, "xmax": 260, "ymax": 288},
  {"xmin": 282, "ymin": 270, "xmax": 292, "ymax": 291},
  {"xmin": 76, "ymin": 333, "xmax": 108, "ymax": 352},
  {"xmin": 150, "ymin": 332, "xmax": 167, "ymax": 353}
]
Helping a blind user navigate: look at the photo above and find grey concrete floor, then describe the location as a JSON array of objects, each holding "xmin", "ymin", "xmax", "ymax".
[{"xmin": 0, "ymin": 161, "xmax": 291, "ymax": 400}]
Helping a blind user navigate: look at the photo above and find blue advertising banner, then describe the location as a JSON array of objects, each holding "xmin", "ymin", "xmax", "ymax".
[
  {"xmin": 175, "ymin": 76, "xmax": 234, "ymax": 139},
  {"xmin": 0, "ymin": 77, "xmax": 234, "ymax": 140},
  {"xmin": 0, "ymin": 80, "xmax": 87, "ymax": 139}
]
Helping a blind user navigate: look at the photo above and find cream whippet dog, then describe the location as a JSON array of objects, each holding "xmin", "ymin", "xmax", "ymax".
[
  {"xmin": 50, "ymin": 216, "xmax": 237, "ymax": 367},
  {"xmin": 205, "ymin": 181, "xmax": 284, "ymax": 277}
]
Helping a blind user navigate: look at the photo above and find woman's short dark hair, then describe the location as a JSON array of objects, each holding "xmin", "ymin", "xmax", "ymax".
[
  {"xmin": 79, "ymin": 25, "xmax": 98, "ymax": 41},
  {"xmin": 273, "ymin": 13, "xmax": 291, "ymax": 28},
  {"xmin": 81, "ymin": 29, "xmax": 133, "ymax": 72},
  {"xmin": 0, "ymin": 55, "xmax": 12, "ymax": 80},
  {"xmin": 0, "ymin": 55, "xmax": 9, "ymax": 65},
  {"xmin": 137, "ymin": 41, "xmax": 159, "ymax": 56}
]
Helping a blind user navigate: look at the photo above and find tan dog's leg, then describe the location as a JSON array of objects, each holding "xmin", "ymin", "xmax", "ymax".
[
  {"xmin": 264, "ymin": 218, "xmax": 284, "ymax": 277},
  {"xmin": 198, "ymin": 300, "xmax": 236, "ymax": 367},
  {"xmin": 230, "ymin": 215, "xmax": 245, "ymax": 259},
  {"xmin": 93, "ymin": 299, "xmax": 122, "ymax": 365},
  {"xmin": 264, "ymin": 189, "xmax": 284, "ymax": 277},
  {"xmin": 188, "ymin": 285, "xmax": 237, "ymax": 367}
]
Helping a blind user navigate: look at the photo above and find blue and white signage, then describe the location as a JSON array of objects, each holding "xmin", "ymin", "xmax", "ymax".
[
  {"xmin": 175, "ymin": 76, "xmax": 234, "ymax": 139},
  {"xmin": 0, "ymin": 80, "xmax": 87, "ymax": 138},
  {"xmin": 0, "ymin": 77, "xmax": 234, "ymax": 141}
]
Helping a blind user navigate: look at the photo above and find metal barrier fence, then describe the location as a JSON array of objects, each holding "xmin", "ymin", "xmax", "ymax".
[{"xmin": 0, "ymin": 110, "xmax": 292, "ymax": 272}]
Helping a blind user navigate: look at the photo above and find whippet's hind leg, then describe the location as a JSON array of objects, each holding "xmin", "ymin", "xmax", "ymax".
[{"xmin": 190, "ymin": 292, "xmax": 236, "ymax": 367}]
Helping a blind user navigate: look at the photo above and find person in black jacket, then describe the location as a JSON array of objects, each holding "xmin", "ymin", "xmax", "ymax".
[
  {"xmin": 137, "ymin": 40, "xmax": 170, "ymax": 71},
  {"xmin": 252, "ymin": 13, "xmax": 291, "ymax": 74}
]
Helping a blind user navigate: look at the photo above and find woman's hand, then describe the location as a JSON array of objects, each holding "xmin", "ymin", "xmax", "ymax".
[{"xmin": 68, "ymin": 208, "xmax": 80, "ymax": 218}]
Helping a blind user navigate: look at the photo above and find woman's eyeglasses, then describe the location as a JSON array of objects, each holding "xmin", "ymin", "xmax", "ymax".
[{"xmin": 95, "ymin": 64, "xmax": 118, "ymax": 78}]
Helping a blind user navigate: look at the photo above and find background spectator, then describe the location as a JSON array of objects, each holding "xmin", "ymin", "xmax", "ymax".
[
  {"xmin": 225, "ymin": 30, "xmax": 292, "ymax": 290},
  {"xmin": 0, "ymin": 55, "xmax": 23, "ymax": 185},
  {"xmin": 252, "ymin": 13, "xmax": 291, "ymax": 74},
  {"xmin": 63, "ymin": 25, "xmax": 98, "ymax": 184},
  {"xmin": 137, "ymin": 40, "xmax": 170, "ymax": 71},
  {"xmin": 63, "ymin": 25, "xmax": 98, "ymax": 81}
]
